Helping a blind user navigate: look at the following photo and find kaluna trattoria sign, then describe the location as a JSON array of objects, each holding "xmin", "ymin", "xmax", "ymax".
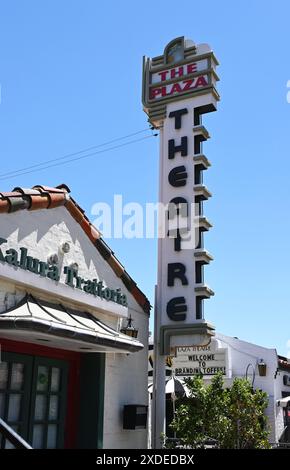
[
  {"xmin": 173, "ymin": 343, "xmax": 227, "ymax": 377},
  {"xmin": 0, "ymin": 237, "xmax": 128, "ymax": 306},
  {"xmin": 143, "ymin": 37, "xmax": 220, "ymax": 354}
]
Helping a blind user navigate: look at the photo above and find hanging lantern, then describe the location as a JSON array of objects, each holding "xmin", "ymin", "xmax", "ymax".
[
  {"xmin": 120, "ymin": 315, "xmax": 138, "ymax": 338},
  {"xmin": 258, "ymin": 359, "xmax": 267, "ymax": 377}
]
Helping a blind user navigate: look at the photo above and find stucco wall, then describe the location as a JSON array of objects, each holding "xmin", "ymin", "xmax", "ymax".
[
  {"xmin": 274, "ymin": 366, "xmax": 290, "ymax": 442},
  {"xmin": 103, "ymin": 310, "xmax": 149, "ymax": 449},
  {"xmin": 0, "ymin": 207, "xmax": 143, "ymax": 323},
  {"xmin": 0, "ymin": 206, "xmax": 149, "ymax": 449}
]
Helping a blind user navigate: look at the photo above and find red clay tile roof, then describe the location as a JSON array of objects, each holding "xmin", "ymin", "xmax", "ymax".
[{"xmin": 0, "ymin": 184, "xmax": 151, "ymax": 314}]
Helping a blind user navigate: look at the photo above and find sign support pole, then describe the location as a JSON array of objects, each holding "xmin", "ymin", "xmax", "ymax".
[
  {"xmin": 151, "ymin": 128, "xmax": 166, "ymax": 448},
  {"xmin": 152, "ymin": 324, "xmax": 165, "ymax": 448}
]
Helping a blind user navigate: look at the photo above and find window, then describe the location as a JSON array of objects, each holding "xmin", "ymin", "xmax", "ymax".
[{"xmin": 0, "ymin": 353, "xmax": 68, "ymax": 449}]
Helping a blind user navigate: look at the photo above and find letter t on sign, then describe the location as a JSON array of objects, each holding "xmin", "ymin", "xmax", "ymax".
[{"xmin": 169, "ymin": 108, "xmax": 188, "ymax": 129}]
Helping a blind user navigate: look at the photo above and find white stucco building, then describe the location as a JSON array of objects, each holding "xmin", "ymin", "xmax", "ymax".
[
  {"xmin": 148, "ymin": 332, "xmax": 290, "ymax": 446},
  {"xmin": 0, "ymin": 184, "xmax": 150, "ymax": 449}
]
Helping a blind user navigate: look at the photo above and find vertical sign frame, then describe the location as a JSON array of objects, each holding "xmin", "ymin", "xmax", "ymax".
[{"xmin": 142, "ymin": 37, "xmax": 220, "ymax": 448}]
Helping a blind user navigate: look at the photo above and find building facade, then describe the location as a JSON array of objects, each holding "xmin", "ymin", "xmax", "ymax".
[
  {"xmin": 148, "ymin": 333, "xmax": 290, "ymax": 446},
  {"xmin": 0, "ymin": 184, "xmax": 150, "ymax": 449}
]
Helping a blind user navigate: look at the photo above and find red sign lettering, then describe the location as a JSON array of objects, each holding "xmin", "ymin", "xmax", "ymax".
[
  {"xmin": 187, "ymin": 63, "xmax": 197, "ymax": 74},
  {"xmin": 149, "ymin": 75, "xmax": 208, "ymax": 101}
]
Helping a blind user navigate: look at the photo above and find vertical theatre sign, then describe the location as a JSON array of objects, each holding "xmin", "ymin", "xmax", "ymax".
[{"xmin": 142, "ymin": 37, "xmax": 220, "ymax": 356}]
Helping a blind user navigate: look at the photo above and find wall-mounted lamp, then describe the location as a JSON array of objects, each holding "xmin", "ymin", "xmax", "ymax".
[
  {"xmin": 258, "ymin": 359, "xmax": 267, "ymax": 377},
  {"xmin": 121, "ymin": 315, "xmax": 138, "ymax": 339}
]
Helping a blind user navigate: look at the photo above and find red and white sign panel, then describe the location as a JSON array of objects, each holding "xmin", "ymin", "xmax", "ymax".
[{"xmin": 149, "ymin": 59, "xmax": 209, "ymax": 102}]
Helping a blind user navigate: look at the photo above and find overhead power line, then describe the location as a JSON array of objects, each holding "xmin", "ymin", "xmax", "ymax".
[
  {"xmin": 0, "ymin": 132, "xmax": 157, "ymax": 181},
  {"xmin": 0, "ymin": 128, "xmax": 153, "ymax": 179}
]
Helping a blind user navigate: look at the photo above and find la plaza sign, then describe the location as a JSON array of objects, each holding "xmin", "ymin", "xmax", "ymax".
[
  {"xmin": 142, "ymin": 36, "xmax": 219, "ymax": 128},
  {"xmin": 150, "ymin": 61, "xmax": 209, "ymax": 101},
  {"xmin": 150, "ymin": 75, "xmax": 208, "ymax": 101}
]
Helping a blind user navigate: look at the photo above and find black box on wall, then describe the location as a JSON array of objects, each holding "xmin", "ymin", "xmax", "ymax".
[{"xmin": 123, "ymin": 405, "xmax": 148, "ymax": 430}]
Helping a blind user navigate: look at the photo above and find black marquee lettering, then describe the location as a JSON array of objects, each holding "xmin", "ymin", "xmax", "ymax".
[
  {"xmin": 168, "ymin": 137, "xmax": 188, "ymax": 159},
  {"xmin": 194, "ymin": 103, "xmax": 216, "ymax": 126},
  {"xmin": 167, "ymin": 198, "xmax": 188, "ymax": 252},
  {"xmin": 174, "ymin": 229, "xmax": 182, "ymax": 252},
  {"xmin": 167, "ymin": 263, "xmax": 188, "ymax": 286},
  {"xmin": 166, "ymin": 297, "xmax": 187, "ymax": 321},
  {"xmin": 194, "ymin": 134, "xmax": 206, "ymax": 155},
  {"xmin": 169, "ymin": 108, "xmax": 188, "ymax": 129},
  {"xmin": 168, "ymin": 165, "xmax": 188, "ymax": 187},
  {"xmin": 168, "ymin": 197, "xmax": 188, "ymax": 219}
]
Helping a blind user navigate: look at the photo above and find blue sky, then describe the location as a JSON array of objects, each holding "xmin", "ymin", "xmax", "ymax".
[{"xmin": 0, "ymin": 1, "xmax": 290, "ymax": 356}]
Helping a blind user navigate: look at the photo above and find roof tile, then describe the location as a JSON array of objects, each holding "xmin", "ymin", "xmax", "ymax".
[
  {"xmin": 120, "ymin": 271, "xmax": 137, "ymax": 292},
  {"xmin": 95, "ymin": 238, "xmax": 112, "ymax": 260},
  {"xmin": 107, "ymin": 256, "xmax": 124, "ymax": 277},
  {"xmin": 69, "ymin": 196, "xmax": 85, "ymax": 214},
  {"xmin": 29, "ymin": 195, "xmax": 50, "ymax": 211},
  {"xmin": 131, "ymin": 285, "xmax": 150, "ymax": 313},
  {"xmin": 80, "ymin": 218, "xmax": 100, "ymax": 244},
  {"xmin": 0, "ymin": 191, "xmax": 22, "ymax": 198},
  {"xmin": 8, "ymin": 196, "xmax": 30, "ymax": 213},
  {"xmin": 65, "ymin": 198, "xmax": 84, "ymax": 223},
  {"xmin": 0, "ymin": 200, "xmax": 10, "ymax": 213},
  {"xmin": 12, "ymin": 187, "xmax": 41, "ymax": 196},
  {"xmin": 33, "ymin": 185, "xmax": 67, "ymax": 193},
  {"xmin": 56, "ymin": 184, "xmax": 71, "ymax": 193},
  {"xmin": 48, "ymin": 193, "xmax": 67, "ymax": 209}
]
